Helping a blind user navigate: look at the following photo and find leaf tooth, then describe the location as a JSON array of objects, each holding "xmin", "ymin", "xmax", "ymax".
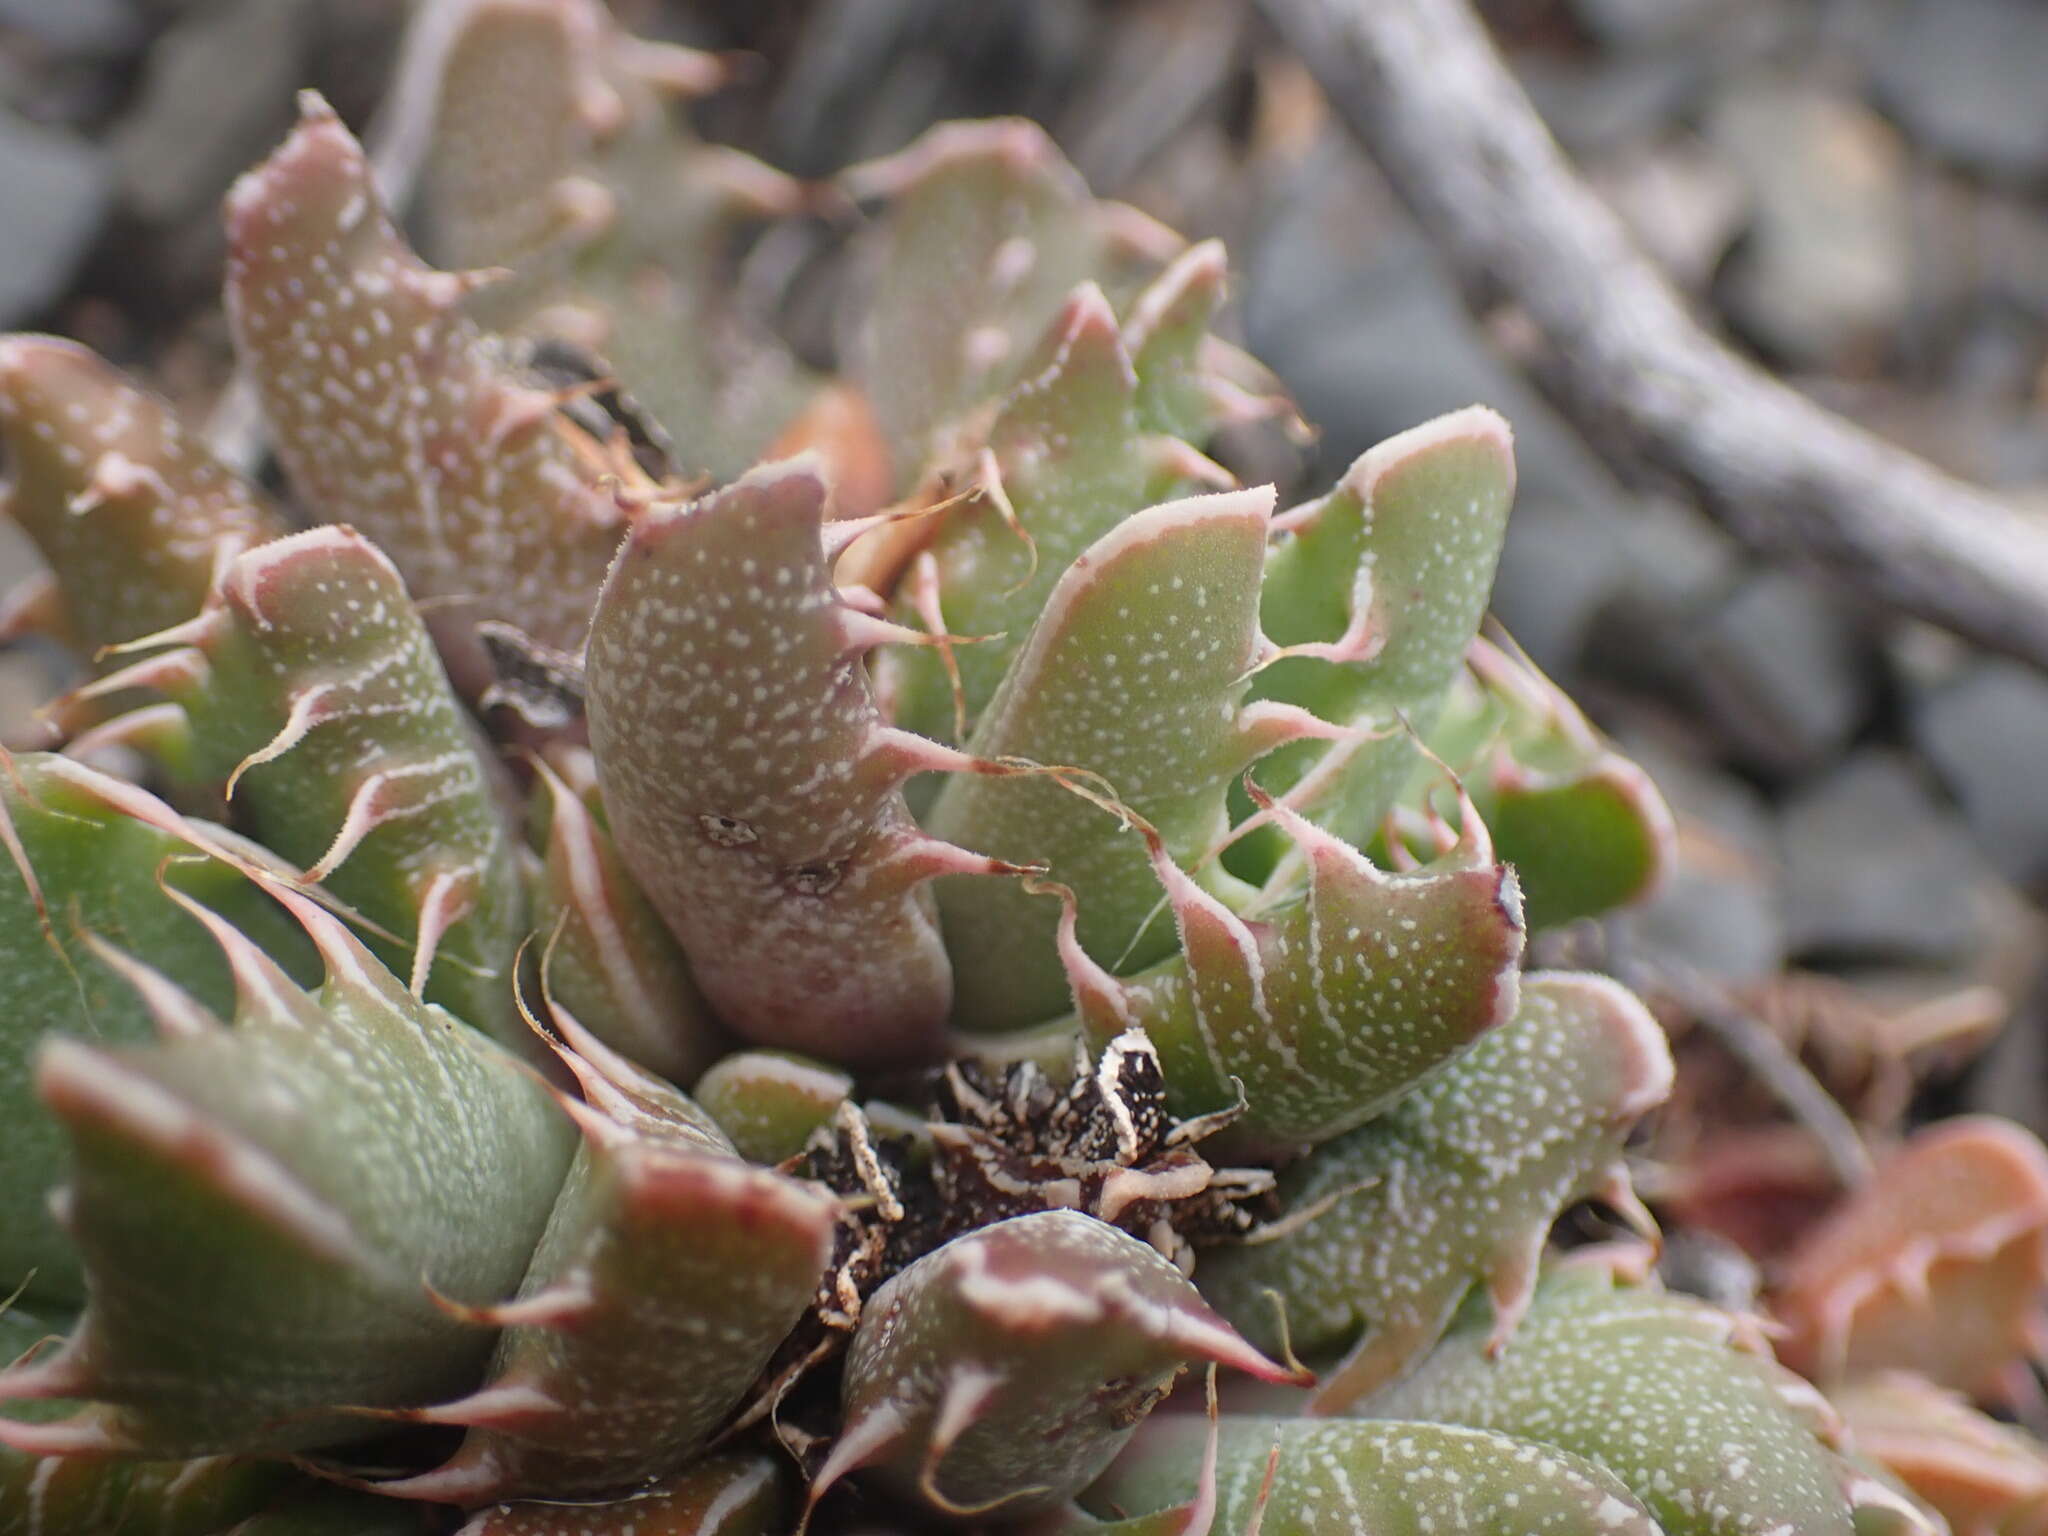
[
  {"xmin": 0, "ymin": 569, "xmax": 64, "ymax": 643},
  {"xmin": 833, "ymin": 605, "xmax": 948, "ymax": 658},
  {"xmin": 154, "ymin": 877, "xmax": 324, "ymax": 1029},
  {"xmin": 65, "ymin": 447, "xmax": 174, "ymax": 517},
  {"xmin": 1588, "ymin": 1160, "xmax": 1662, "ymax": 1244},
  {"xmin": 35, "ymin": 1038, "xmax": 385, "ymax": 1277},
  {"xmin": 371, "ymin": 1447, "xmax": 520, "ymax": 1507},
  {"xmin": 409, "ymin": 865, "xmax": 480, "ymax": 998},
  {"xmin": 1226, "ymin": 701, "xmax": 1360, "ymax": 772},
  {"xmin": 406, "ymin": 1380, "xmax": 567, "ymax": 1430},
  {"xmin": 223, "ymin": 683, "xmax": 342, "ymax": 800},
  {"xmin": 303, "ymin": 758, "xmax": 470, "ymax": 882},
  {"xmin": 806, "ymin": 1396, "xmax": 913, "ymax": 1515},
  {"xmin": 1123, "ymin": 238, "xmax": 1227, "ymax": 356},
  {"xmin": 881, "ymin": 829, "xmax": 1040, "ymax": 887},
  {"xmin": 250, "ymin": 876, "xmax": 417, "ymax": 1021},
  {"xmin": 400, "ymin": 263, "xmax": 515, "ymax": 310},
  {"xmin": 75, "ymin": 930, "xmax": 226, "ymax": 1042},
  {"xmin": 480, "ymin": 382, "xmax": 572, "ymax": 451},
  {"xmin": 0, "ymin": 1331, "xmax": 95, "ymax": 1404},
  {"xmin": 64, "ymin": 646, "xmax": 209, "ymax": 707},
  {"xmin": 0, "ymin": 1410, "xmax": 133, "ymax": 1457},
  {"xmin": 1482, "ymin": 1226, "xmax": 1545, "ymax": 1360},
  {"xmin": 1038, "ymin": 875, "xmax": 1142, "ymax": 1034}
]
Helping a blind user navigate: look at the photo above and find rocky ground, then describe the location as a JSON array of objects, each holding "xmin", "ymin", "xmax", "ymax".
[{"xmin": 4, "ymin": 0, "xmax": 2047, "ymax": 1143}]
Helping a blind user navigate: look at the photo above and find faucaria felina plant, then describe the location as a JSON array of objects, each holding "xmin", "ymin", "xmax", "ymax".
[{"xmin": 0, "ymin": 2, "xmax": 1932, "ymax": 1532}]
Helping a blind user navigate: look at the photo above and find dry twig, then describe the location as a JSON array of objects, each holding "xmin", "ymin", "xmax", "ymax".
[{"xmin": 1256, "ymin": 0, "xmax": 2048, "ymax": 673}]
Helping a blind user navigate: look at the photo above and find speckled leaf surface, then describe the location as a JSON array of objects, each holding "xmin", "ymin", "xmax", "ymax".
[
  {"xmin": 813, "ymin": 1210, "xmax": 1304, "ymax": 1521},
  {"xmin": 1440, "ymin": 641, "xmax": 1673, "ymax": 931},
  {"xmin": 2, "ymin": 1306, "xmax": 300, "ymax": 1536},
  {"xmin": 383, "ymin": 1093, "xmax": 836, "ymax": 1503},
  {"xmin": 1073, "ymin": 1415, "xmax": 1663, "ymax": 1536},
  {"xmin": 1052, "ymin": 795, "xmax": 1523, "ymax": 1152},
  {"xmin": 1198, "ymin": 973, "xmax": 1672, "ymax": 1409},
  {"xmin": 1232, "ymin": 409, "xmax": 1514, "ymax": 887},
  {"xmin": 880, "ymin": 279, "xmax": 1224, "ymax": 756},
  {"xmin": 456, "ymin": 1452, "xmax": 793, "ymax": 1536},
  {"xmin": 226, "ymin": 1487, "xmax": 440, "ymax": 1534},
  {"xmin": 0, "ymin": 884, "xmax": 576, "ymax": 1456},
  {"xmin": 1365, "ymin": 1267, "xmax": 1871, "ymax": 1536},
  {"xmin": 0, "ymin": 755, "xmax": 315, "ymax": 1306},
  {"xmin": 694, "ymin": 1050, "xmax": 852, "ymax": 1165},
  {"xmin": 412, "ymin": 0, "xmax": 816, "ymax": 478},
  {"xmin": 842, "ymin": 119, "xmax": 1135, "ymax": 482},
  {"xmin": 1124, "ymin": 241, "xmax": 1248, "ymax": 446},
  {"xmin": 527, "ymin": 748, "xmax": 716, "ymax": 1083},
  {"xmin": 224, "ymin": 93, "xmax": 624, "ymax": 694},
  {"xmin": 0, "ymin": 336, "xmax": 281, "ymax": 659},
  {"xmin": 931, "ymin": 486, "xmax": 1279, "ymax": 1031},
  {"xmin": 90, "ymin": 528, "xmax": 526, "ymax": 1044},
  {"xmin": 586, "ymin": 458, "xmax": 1014, "ymax": 1064}
]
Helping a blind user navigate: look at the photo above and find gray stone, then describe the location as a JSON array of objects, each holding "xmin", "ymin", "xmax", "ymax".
[
  {"xmin": 1578, "ymin": 495, "xmax": 1740, "ymax": 695},
  {"xmin": 0, "ymin": 108, "xmax": 110, "ymax": 326},
  {"xmin": 1708, "ymin": 79, "xmax": 1911, "ymax": 368},
  {"xmin": 1683, "ymin": 569, "xmax": 1872, "ymax": 780},
  {"xmin": 1567, "ymin": 0, "xmax": 1778, "ymax": 50},
  {"xmin": 0, "ymin": 0, "xmax": 139, "ymax": 56},
  {"xmin": 1242, "ymin": 137, "xmax": 1637, "ymax": 671},
  {"xmin": 1613, "ymin": 732, "xmax": 1786, "ymax": 983},
  {"xmin": 1912, "ymin": 660, "xmax": 2048, "ymax": 890},
  {"xmin": 107, "ymin": 0, "xmax": 314, "ymax": 228},
  {"xmin": 1594, "ymin": 138, "xmax": 1747, "ymax": 291},
  {"xmin": 1856, "ymin": 0, "xmax": 2048, "ymax": 180},
  {"xmin": 1517, "ymin": 50, "xmax": 1701, "ymax": 159},
  {"xmin": 1780, "ymin": 750, "xmax": 1992, "ymax": 966}
]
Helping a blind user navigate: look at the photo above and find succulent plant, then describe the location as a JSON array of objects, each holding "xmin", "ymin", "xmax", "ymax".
[{"xmin": 0, "ymin": 2, "xmax": 1916, "ymax": 1533}]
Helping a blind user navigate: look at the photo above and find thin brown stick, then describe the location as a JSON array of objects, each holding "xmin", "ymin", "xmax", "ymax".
[{"xmin": 1256, "ymin": 0, "xmax": 2048, "ymax": 673}]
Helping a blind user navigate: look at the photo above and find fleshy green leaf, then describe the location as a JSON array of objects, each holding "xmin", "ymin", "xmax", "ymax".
[
  {"xmin": 584, "ymin": 458, "xmax": 1018, "ymax": 1065},
  {"xmin": 455, "ymin": 1452, "xmax": 793, "ymax": 1536},
  {"xmin": 1197, "ymin": 972, "xmax": 1672, "ymax": 1408},
  {"xmin": 1776, "ymin": 1116, "xmax": 2048, "ymax": 1398},
  {"xmin": 1046, "ymin": 792, "xmax": 1524, "ymax": 1153},
  {"xmin": 412, "ymin": 0, "xmax": 816, "ymax": 479},
  {"xmin": 84, "ymin": 527, "xmax": 527, "ymax": 1045},
  {"xmin": 527, "ymin": 746, "xmax": 717, "ymax": 1083},
  {"xmin": 879, "ymin": 277, "xmax": 1228, "ymax": 758},
  {"xmin": 2, "ymin": 1305, "xmax": 301, "ymax": 1536},
  {"xmin": 0, "ymin": 755, "xmax": 316, "ymax": 1306},
  {"xmin": 841, "ymin": 120, "xmax": 1152, "ymax": 483},
  {"xmin": 932, "ymin": 485, "xmax": 1315, "ymax": 1031},
  {"xmin": 0, "ymin": 335, "xmax": 282, "ymax": 659},
  {"xmin": 1230, "ymin": 408, "xmax": 1515, "ymax": 887},
  {"xmin": 810, "ymin": 1209, "xmax": 1305, "ymax": 1521},
  {"xmin": 694, "ymin": 1050, "xmax": 853, "ymax": 1166},
  {"xmin": 379, "ymin": 1024, "xmax": 835, "ymax": 1503},
  {"xmin": 224, "ymin": 92, "xmax": 624, "ymax": 696},
  {"xmin": 0, "ymin": 879, "xmax": 576, "ymax": 1456},
  {"xmin": 1072, "ymin": 1415, "xmax": 1663, "ymax": 1536},
  {"xmin": 1365, "ymin": 1265, "xmax": 1879, "ymax": 1536},
  {"xmin": 1409, "ymin": 639, "xmax": 1673, "ymax": 931}
]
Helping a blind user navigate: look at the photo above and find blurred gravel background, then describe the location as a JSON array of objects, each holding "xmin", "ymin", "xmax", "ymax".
[{"xmin": 4, "ymin": 0, "xmax": 2047, "ymax": 1134}]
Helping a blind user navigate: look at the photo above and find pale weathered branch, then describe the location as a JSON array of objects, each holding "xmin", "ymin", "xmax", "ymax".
[{"xmin": 1256, "ymin": 0, "xmax": 2048, "ymax": 673}]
